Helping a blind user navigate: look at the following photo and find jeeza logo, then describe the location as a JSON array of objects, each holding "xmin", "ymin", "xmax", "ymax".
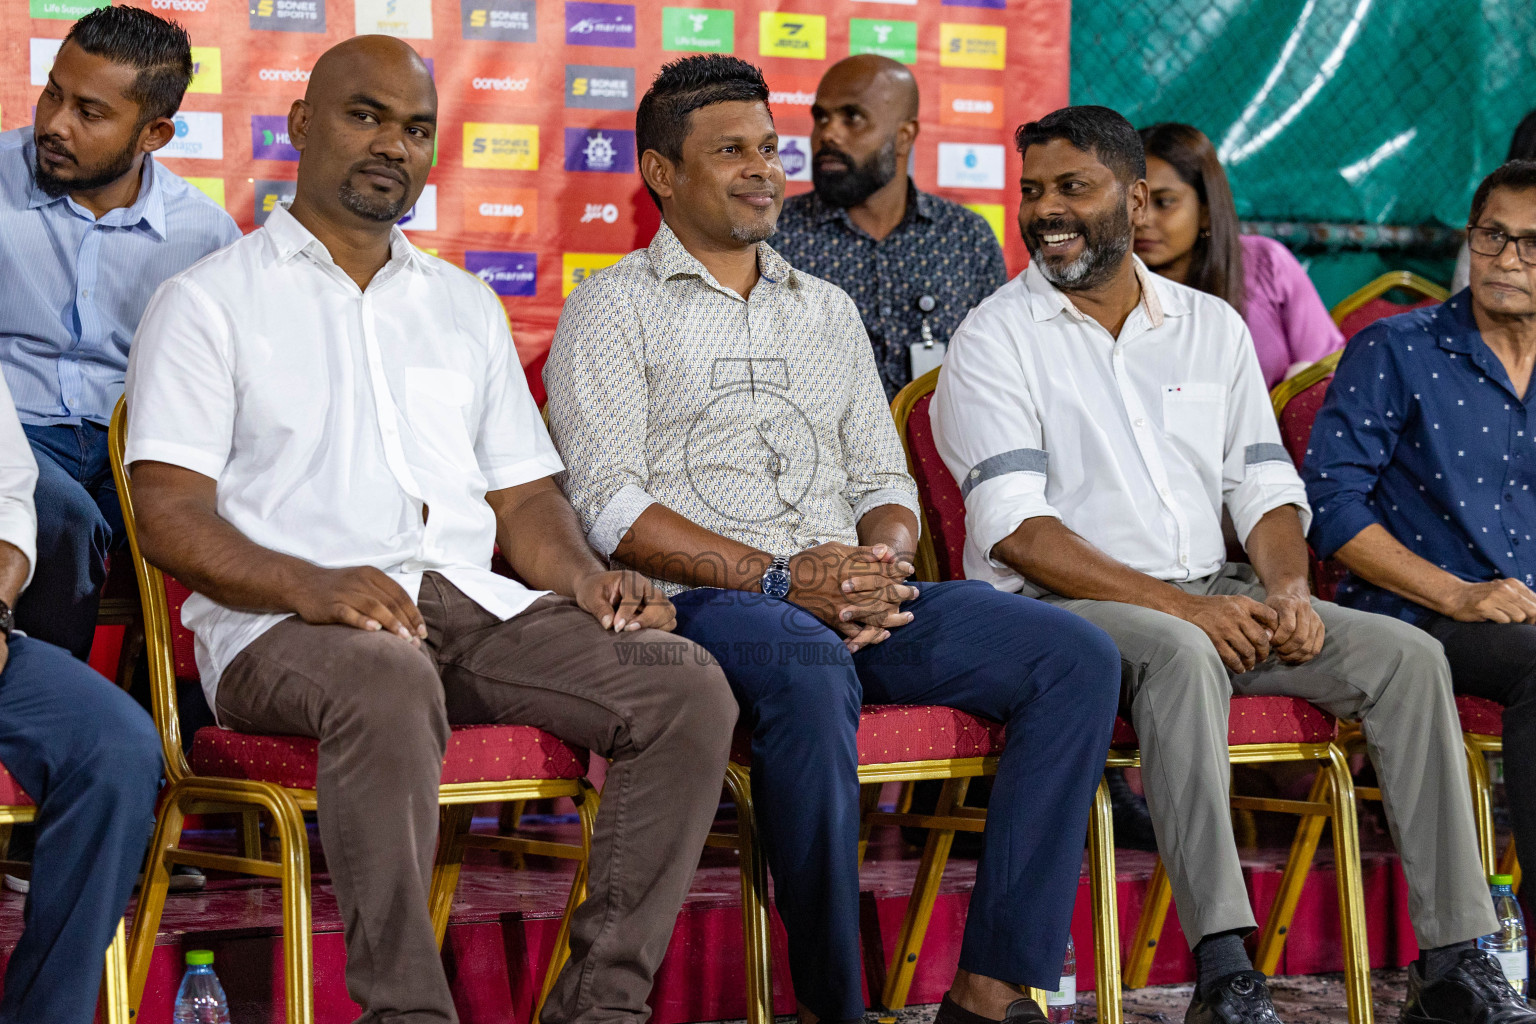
[
  {"xmin": 564, "ymin": 2, "xmax": 636, "ymax": 47},
  {"xmin": 565, "ymin": 65, "xmax": 635, "ymax": 110},
  {"xmin": 660, "ymin": 7, "xmax": 732, "ymax": 52},
  {"xmin": 580, "ymin": 202, "xmax": 619, "ymax": 224},
  {"xmin": 461, "ymin": 0, "xmax": 536, "ymax": 41},
  {"xmin": 250, "ymin": 0, "xmax": 326, "ymax": 33},
  {"xmin": 251, "ymin": 116, "xmax": 300, "ymax": 161},
  {"xmin": 164, "ymin": 112, "xmax": 224, "ymax": 160},
  {"xmin": 466, "ymin": 251, "xmax": 537, "ymax": 296},
  {"xmin": 758, "ymin": 12, "xmax": 826, "ymax": 60},
  {"xmin": 563, "ymin": 128, "xmax": 635, "ymax": 173}
]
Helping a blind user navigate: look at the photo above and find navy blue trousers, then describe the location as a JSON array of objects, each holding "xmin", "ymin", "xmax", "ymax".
[
  {"xmin": 671, "ymin": 579, "xmax": 1120, "ymax": 1018},
  {"xmin": 16, "ymin": 424, "xmax": 123, "ymax": 660},
  {"xmin": 0, "ymin": 636, "xmax": 160, "ymax": 1023}
]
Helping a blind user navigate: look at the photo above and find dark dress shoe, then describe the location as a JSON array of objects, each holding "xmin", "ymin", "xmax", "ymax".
[
  {"xmin": 1403, "ymin": 948, "xmax": 1536, "ymax": 1024},
  {"xmin": 1184, "ymin": 970, "xmax": 1285, "ymax": 1024}
]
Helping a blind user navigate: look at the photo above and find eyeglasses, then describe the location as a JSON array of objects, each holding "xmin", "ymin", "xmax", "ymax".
[{"xmin": 1467, "ymin": 226, "xmax": 1536, "ymax": 265}]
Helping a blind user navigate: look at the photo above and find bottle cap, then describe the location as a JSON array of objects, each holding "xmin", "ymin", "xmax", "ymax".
[
  {"xmin": 1491, "ymin": 874, "xmax": 1516, "ymax": 886},
  {"xmin": 185, "ymin": 949, "xmax": 214, "ymax": 966}
]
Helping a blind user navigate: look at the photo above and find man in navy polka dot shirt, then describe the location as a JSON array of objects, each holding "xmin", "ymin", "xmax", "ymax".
[{"xmin": 1306, "ymin": 160, "xmax": 1536, "ymax": 990}]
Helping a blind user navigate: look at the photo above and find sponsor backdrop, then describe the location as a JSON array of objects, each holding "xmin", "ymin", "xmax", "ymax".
[{"xmin": 2, "ymin": 0, "xmax": 1067, "ymax": 366}]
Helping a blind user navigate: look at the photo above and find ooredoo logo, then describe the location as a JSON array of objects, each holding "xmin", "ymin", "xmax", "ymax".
[
  {"xmin": 258, "ymin": 67, "xmax": 311, "ymax": 84},
  {"xmin": 766, "ymin": 76, "xmax": 819, "ymax": 114},
  {"xmin": 466, "ymin": 251, "xmax": 538, "ymax": 297},
  {"xmin": 250, "ymin": 0, "xmax": 326, "ymax": 33},
  {"xmin": 564, "ymin": 2, "xmax": 635, "ymax": 47},
  {"xmin": 472, "ymin": 76, "xmax": 531, "ymax": 91},
  {"xmin": 462, "ymin": 0, "xmax": 537, "ymax": 42},
  {"xmin": 152, "ymin": 0, "xmax": 209, "ymax": 11},
  {"xmin": 939, "ymin": 83, "xmax": 1004, "ymax": 129},
  {"xmin": 464, "ymin": 187, "xmax": 539, "ymax": 234},
  {"xmin": 563, "ymin": 128, "xmax": 635, "ymax": 173}
]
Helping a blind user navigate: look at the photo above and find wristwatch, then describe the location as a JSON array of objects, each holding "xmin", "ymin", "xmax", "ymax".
[
  {"xmin": 0, "ymin": 599, "xmax": 12, "ymax": 641},
  {"xmin": 760, "ymin": 555, "xmax": 792, "ymax": 599}
]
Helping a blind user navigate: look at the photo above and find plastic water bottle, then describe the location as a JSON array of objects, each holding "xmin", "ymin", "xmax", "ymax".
[
  {"xmin": 1478, "ymin": 874, "xmax": 1528, "ymax": 999},
  {"xmin": 1045, "ymin": 934, "xmax": 1076, "ymax": 1022},
  {"xmin": 173, "ymin": 950, "xmax": 231, "ymax": 1024}
]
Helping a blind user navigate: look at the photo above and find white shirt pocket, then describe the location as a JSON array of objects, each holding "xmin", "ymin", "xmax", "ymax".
[
  {"xmin": 405, "ymin": 368, "xmax": 478, "ymax": 471},
  {"xmin": 1161, "ymin": 381, "xmax": 1226, "ymax": 474}
]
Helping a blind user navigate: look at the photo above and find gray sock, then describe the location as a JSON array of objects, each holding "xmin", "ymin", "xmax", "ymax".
[
  {"xmin": 1195, "ymin": 930, "xmax": 1254, "ymax": 996},
  {"xmin": 1419, "ymin": 939, "xmax": 1477, "ymax": 983}
]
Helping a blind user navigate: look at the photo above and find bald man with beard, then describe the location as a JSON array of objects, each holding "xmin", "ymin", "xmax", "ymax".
[
  {"xmin": 772, "ymin": 55, "xmax": 1006, "ymax": 398},
  {"xmin": 123, "ymin": 36, "xmax": 736, "ymax": 1022}
]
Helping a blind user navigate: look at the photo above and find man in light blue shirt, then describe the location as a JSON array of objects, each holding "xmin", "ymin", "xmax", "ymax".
[{"xmin": 0, "ymin": 5, "xmax": 239, "ymax": 659}]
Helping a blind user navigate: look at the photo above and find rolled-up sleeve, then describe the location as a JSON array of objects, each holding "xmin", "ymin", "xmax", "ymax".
[
  {"xmin": 544, "ymin": 274, "xmax": 657, "ymax": 556},
  {"xmin": 932, "ymin": 307, "xmax": 1060, "ymax": 571},
  {"xmin": 474, "ymin": 288, "xmax": 564, "ymax": 491},
  {"xmin": 124, "ymin": 277, "xmax": 237, "ymax": 481},
  {"xmin": 0, "ymin": 376, "xmax": 38, "ymax": 592},
  {"xmin": 1223, "ymin": 316, "xmax": 1312, "ymax": 544},
  {"xmin": 1302, "ymin": 324, "xmax": 1406, "ymax": 559},
  {"xmin": 833, "ymin": 290, "xmax": 921, "ymax": 524}
]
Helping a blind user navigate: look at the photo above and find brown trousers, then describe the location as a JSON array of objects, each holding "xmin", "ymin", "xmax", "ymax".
[{"xmin": 216, "ymin": 572, "xmax": 737, "ymax": 1024}]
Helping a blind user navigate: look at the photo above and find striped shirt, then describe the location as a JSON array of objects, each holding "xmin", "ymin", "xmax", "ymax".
[
  {"xmin": 0, "ymin": 127, "xmax": 240, "ymax": 426},
  {"xmin": 544, "ymin": 221, "xmax": 920, "ymax": 592}
]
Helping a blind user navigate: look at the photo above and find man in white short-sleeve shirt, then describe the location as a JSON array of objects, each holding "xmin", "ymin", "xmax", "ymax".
[
  {"xmin": 124, "ymin": 37, "xmax": 734, "ymax": 1022},
  {"xmin": 933, "ymin": 105, "xmax": 1522, "ymax": 1024}
]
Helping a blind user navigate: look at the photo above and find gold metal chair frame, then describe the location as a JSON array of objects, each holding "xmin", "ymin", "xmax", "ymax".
[
  {"xmin": 108, "ymin": 398, "xmax": 596, "ymax": 1023},
  {"xmin": 1328, "ymin": 271, "xmax": 1450, "ymax": 328},
  {"xmin": 890, "ymin": 368, "xmax": 1375, "ymax": 1024}
]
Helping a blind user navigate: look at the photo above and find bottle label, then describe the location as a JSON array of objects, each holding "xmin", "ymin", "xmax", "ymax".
[
  {"xmin": 1046, "ymin": 976, "xmax": 1076, "ymax": 1007},
  {"xmin": 1497, "ymin": 949, "xmax": 1529, "ymax": 984}
]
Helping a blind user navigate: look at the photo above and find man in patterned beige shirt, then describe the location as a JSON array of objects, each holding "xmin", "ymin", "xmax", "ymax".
[{"xmin": 546, "ymin": 54, "xmax": 1120, "ymax": 1024}]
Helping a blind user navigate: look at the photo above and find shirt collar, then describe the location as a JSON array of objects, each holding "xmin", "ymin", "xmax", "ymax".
[
  {"xmin": 263, "ymin": 201, "xmax": 430, "ymax": 273},
  {"xmin": 1434, "ymin": 290, "xmax": 1482, "ymax": 354},
  {"xmin": 647, "ymin": 219, "xmax": 798, "ymax": 295},
  {"xmin": 1021, "ymin": 255, "xmax": 1179, "ymax": 328},
  {"xmin": 25, "ymin": 139, "xmax": 169, "ymax": 238}
]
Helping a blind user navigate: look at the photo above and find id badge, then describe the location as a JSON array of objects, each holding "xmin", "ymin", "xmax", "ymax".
[{"xmin": 909, "ymin": 340, "xmax": 947, "ymax": 379}]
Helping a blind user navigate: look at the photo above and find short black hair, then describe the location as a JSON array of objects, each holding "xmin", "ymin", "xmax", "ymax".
[
  {"xmin": 1469, "ymin": 160, "xmax": 1536, "ymax": 226},
  {"xmin": 63, "ymin": 5, "xmax": 193, "ymax": 126},
  {"xmin": 1015, "ymin": 105, "xmax": 1146, "ymax": 187},
  {"xmin": 1507, "ymin": 109, "xmax": 1536, "ymax": 163},
  {"xmin": 635, "ymin": 54, "xmax": 770, "ymax": 209}
]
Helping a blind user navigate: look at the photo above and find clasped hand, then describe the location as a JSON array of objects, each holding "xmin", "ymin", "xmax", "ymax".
[{"xmin": 787, "ymin": 542, "xmax": 918, "ymax": 653}]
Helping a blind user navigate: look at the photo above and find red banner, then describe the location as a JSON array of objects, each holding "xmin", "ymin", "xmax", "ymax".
[{"xmin": 2, "ymin": 0, "xmax": 1067, "ymax": 368}]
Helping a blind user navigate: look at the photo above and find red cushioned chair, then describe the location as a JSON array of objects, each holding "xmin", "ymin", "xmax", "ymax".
[
  {"xmin": 894, "ymin": 369, "xmax": 1374, "ymax": 1024},
  {"xmin": 1272, "ymin": 363, "xmax": 1519, "ymax": 891},
  {"xmin": 0, "ymin": 767, "xmax": 131, "ymax": 1022},
  {"xmin": 108, "ymin": 399, "xmax": 597, "ymax": 1024},
  {"xmin": 1330, "ymin": 271, "xmax": 1449, "ymax": 341}
]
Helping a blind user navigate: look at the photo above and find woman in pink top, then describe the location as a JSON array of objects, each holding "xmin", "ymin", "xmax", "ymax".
[{"xmin": 1134, "ymin": 122, "xmax": 1345, "ymax": 388}]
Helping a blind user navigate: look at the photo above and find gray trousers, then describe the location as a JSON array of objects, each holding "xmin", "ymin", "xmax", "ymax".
[{"xmin": 1044, "ymin": 563, "xmax": 1497, "ymax": 949}]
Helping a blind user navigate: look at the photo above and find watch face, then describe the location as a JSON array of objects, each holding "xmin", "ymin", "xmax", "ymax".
[{"xmin": 762, "ymin": 568, "xmax": 791, "ymax": 599}]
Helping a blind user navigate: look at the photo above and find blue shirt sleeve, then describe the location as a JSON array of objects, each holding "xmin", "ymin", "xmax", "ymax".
[{"xmin": 1302, "ymin": 321, "xmax": 1411, "ymax": 559}]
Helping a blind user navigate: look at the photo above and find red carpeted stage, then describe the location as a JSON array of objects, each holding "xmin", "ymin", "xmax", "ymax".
[{"xmin": 29, "ymin": 805, "xmax": 1428, "ymax": 1023}]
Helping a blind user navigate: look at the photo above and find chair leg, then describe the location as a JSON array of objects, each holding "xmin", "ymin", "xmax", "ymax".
[
  {"xmin": 271, "ymin": 794, "xmax": 316, "ymax": 1024},
  {"xmin": 726, "ymin": 763, "xmax": 774, "ymax": 1024},
  {"xmin": 537, "ymin": 779, "xmax": 599, "ymax": 1020},
  {"xmin": 856, "ymin": 783, "xmax": 882, "ymax": 869},
  {"xmin": 1122, "ymin": 858, "xmax": 1171, "ymax": 989},
  {"xmin": 128, "ymin": 791, "xmax": 184, "ymax": 1011},
  {"xmin": 430, "ymin": 804, "xmax": 474, "ymax": 949},
  {"xmin": 1253, "ymin": 769, "xmax": 1328, "ymax": 975},
  {"xmin": 100, "ymin": 918, "xmax": 130, "ymax": 1024},
  {"xmin": 881, "ymin": 778, "xmax": 969, "ymax": 1011},
  {"xmin": 1323, "ymin": 744, "xmax": 1373, "ymax": 1024},
  {"xmin": 1501, "ymin": 839, "xmax": 1521, "ymax": 893},
  {"xmin": 1466, "ymin": 737, "xmax": 1499, "ymax": 876},
  {"xmin": 1088, "ymin": 777, "xmax": 1122, "ymax": 1024},
  {"xmin": 240, "ymin": 808, "xmax": 264, "ymax": 861}
]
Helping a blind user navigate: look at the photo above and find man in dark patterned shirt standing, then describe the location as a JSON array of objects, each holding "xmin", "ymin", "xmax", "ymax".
[{"xmin": 772, "ymin": 55, "xmax": 1007, "ymax": 399}]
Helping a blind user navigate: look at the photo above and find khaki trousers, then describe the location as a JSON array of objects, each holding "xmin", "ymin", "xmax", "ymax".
[
  {"xmin": 217, "ymin": 573, "xmax": 737, "ymax": 1024},
  {"xmin": 1044, "ymin": 563, "xmax": 1497, "ymax": 949}
]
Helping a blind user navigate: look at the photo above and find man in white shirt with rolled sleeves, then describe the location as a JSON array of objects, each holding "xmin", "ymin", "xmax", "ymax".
[{"xmin": 933, "ymin": 105, "xmax": 1521, "ymax": 1024}]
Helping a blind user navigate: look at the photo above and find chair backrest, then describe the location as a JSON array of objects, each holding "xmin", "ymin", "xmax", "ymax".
[
  {"xmin": 1268, "ymin": 355, "xmax": 1350, "ymax": 601},
  {"xmin": 890, "ymin": 369, "xmax": 967, "ymax": 583},
  {"xmin": 1330, "ymin": 271, "xmax": 1449, "ymax": 340},
  {"xmin": 107, "ymin": 398, "xmax": 196, "ymax": 781}
]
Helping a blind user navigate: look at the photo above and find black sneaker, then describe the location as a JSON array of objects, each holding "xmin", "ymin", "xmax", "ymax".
[
  {"xmin": 932, "ymin": 993, "xmax": 1047, "ymax": 1024},
  {"xmin": 1185, "ymin": 970, "xmax": 1285, "ymax": 1024},
  {"xmin": 1403, "ymin": 948, "xmax": 1536, "ymax": 1023}
]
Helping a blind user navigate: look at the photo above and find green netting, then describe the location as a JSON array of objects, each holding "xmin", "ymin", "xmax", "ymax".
[{"xmin": 1070, "ymin": 0, "xmax": 1536, "ymax": 228}]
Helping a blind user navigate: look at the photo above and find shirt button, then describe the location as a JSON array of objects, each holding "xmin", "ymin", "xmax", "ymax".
[
  {"xmin": 1179, "ymin": 555, "xmax": 1189, "ymax": 565},
  {"xmin": 1159, "ymin": 487, "xmax": 1170, "ymax": 498},
  {"xmin": 1135, "ymin": 418, "xmax": 1146, "ymax": 428},
  {"xmin": 879, "ymin": 305, "xmax": 893, "ymax": 317}
]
